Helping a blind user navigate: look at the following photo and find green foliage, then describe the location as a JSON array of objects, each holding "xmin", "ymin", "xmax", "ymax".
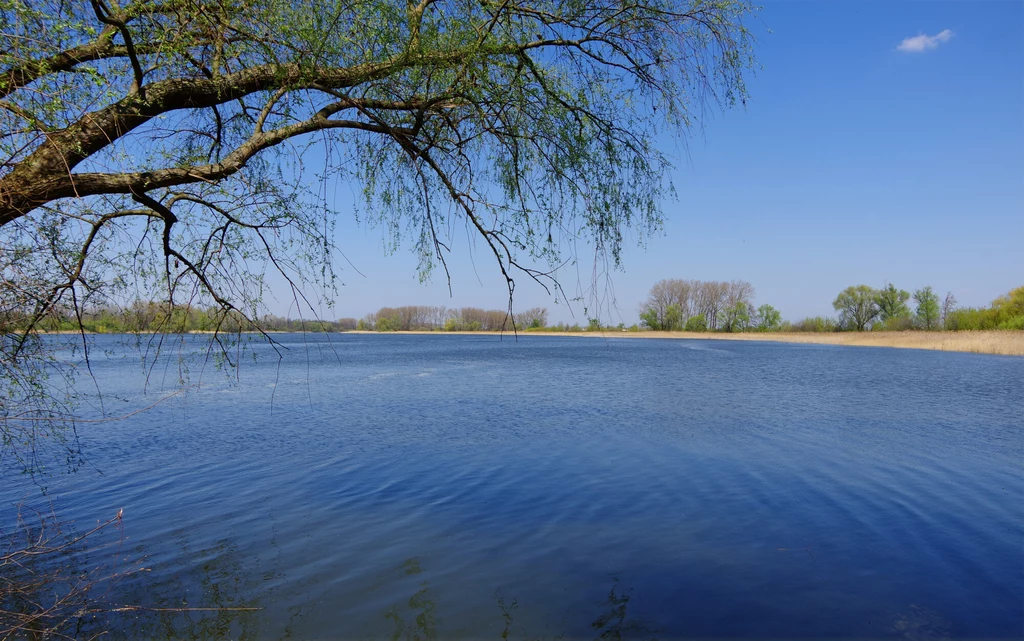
[
  {"xmin": 1, "ymin": 0, "xmax": 759, "ymax": 483},
  {"xmin": 755, "ymin": 304, "xmax": 781, "ymax": 332},
  {"xmin": 914, "ymin": 286, "xmax": 940, "ymax": 330},
  {"xmin": 991, "ymin": 286, "xmax": 1024, "ymax": 329},
  {"xmin": 998, "ymin": 315, "xmax": 1024, "ymax": 330},
  {"xmin": 639, "ymin": 308, "xmax": 660, "ymax": 330},
  {"xmin": 664, "ymin": 304, "xmax": 683, "ymax": 331},
  {"xmin": 1, "ymin": 0, "xmax": 759, "ymax": 338},
  {"xmin": 944, "ymin": 307, "xmax": 988, "ymax": 331},
  {"xmin": 833, "ymin": 285, "xmax": 880, "ymax": 331},
  {"xmin": 873, "ymin": 314, "xmax": 917, "ymax": 331},
  {"xmin": 684, "ymin": 314, "xmax": 707, "ymax": 332},
  {"xmin": 876, "ymin": 284, "xmax": 911, "ymax": 322},
  {"xmin": 719, "ymin": 301, "xmax": 752, "ymax": 332},
  {"xmin": 15, "ymin": 304, "xmax": 351, "ymax": 333},
  {"xmin": 940, "ymin": 287, "xmax": 1023, "ymax": 330},
  {"xmin": 788, "ymin": 316, "xmax": 839, "ymax": 333}
]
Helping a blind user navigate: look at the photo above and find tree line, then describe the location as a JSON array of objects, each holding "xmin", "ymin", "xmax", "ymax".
[
  {"xmin": 360, "ymin": 306, "xmax": 548, "ymax": 332},
  {"xmin": 638, "ymin": 279, "xmax": 1024, "ymax": 333},
  {"xmin": 637, "ymin": 279, "xmax": 781, "ymax": 332},
  {"xmin": 8, "ymin": 303, "xmax": 550, "ymax": 334},
  {"xmin": 6, "ymin": 302, "xmax": 351, "ymax": 334},
  {"xmin": 10, "ymin": 285, "xmax": 1021, "ymax": 336},
  {"xmin": 832, "ymin": 284, "xmax": 1024, "ymax": 332}
]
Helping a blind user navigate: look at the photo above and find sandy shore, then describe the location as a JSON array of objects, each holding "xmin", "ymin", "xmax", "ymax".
[{"xmin": 376, "ymin": 329, "xmax": 1024, "ymax": 356}]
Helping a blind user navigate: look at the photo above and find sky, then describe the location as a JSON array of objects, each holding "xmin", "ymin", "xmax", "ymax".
[{"xmin": 274, "ymin": 0, "xmax": 1024, "ymax": 325}]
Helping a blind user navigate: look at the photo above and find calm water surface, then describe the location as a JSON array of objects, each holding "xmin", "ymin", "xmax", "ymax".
[{"xmin": 7, "ymin": 334, "xmax": 1023, "ymax": 639}]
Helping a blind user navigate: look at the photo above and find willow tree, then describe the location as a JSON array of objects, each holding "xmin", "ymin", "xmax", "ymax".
[{"xmin": 1, "ymin": 0, "xmax": 756, "ymax": 467}]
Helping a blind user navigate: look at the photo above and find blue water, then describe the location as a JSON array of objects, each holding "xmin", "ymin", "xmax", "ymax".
[{"xmin": 4, "ymin": 334, "xmax": 1023, "ymax": 639}]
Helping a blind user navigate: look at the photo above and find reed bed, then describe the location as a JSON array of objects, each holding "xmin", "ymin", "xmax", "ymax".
[{"xmin": 554, "ymin": 330, "xmax": 1024, "ymax": 356}]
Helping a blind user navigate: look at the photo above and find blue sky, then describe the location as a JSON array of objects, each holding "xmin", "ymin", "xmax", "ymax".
[{"xmin": 279, "ymin": 0, "xmax": 1023, "ymax": 325}]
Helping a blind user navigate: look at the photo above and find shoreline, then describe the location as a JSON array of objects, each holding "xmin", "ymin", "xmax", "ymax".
[
  {"xmin": 31, "ymin": 329, "xmax": 1024, "ymax": 356},
  {"xmin": 358, "ymin": 329, "xmax": 1024, "ymax": 356}
]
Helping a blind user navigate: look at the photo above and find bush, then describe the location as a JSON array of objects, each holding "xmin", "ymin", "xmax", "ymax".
[
  {"xmin": 998, "ymin": 315, "xmax": 1024, "ymax": 330},
  {"xmin": 873, "ymin": 315, "xmax": 916, "ymax": 331},
  {"xmin": 790, "ymin": 316, "xmax": 839, "ymax": 333},
  {"xmin": 684, "ymin": 314, "xmax": 707, "ymax": 332},
  {"xmin": 944, "ymin": 307, "xmax": 991, "ymax": 331}
]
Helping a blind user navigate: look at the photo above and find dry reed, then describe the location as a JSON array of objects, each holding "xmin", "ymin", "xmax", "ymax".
[{"xmin": 543, "ymin": 330, "xmax": 1024, "ymax": 356}]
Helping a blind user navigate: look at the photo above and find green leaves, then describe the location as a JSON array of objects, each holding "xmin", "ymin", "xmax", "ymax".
[
  {"xmin": 913, "ymin": 286, "xmax": 940, "ymax": 331},
  {"xmin": 832, "ymin": 285, "xmax": 880, "ymax": 331},
  {"xmin": 876, "ymin": 284, "xmax": 911, "ymax": 322}
]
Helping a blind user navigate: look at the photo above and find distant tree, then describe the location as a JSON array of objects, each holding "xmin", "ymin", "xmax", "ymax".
[
  {"xmin": 639, "ymin": 279, "xmax": 690, "ymax": 330},
  {"xmin": 685, "ymin": 314, "xmax": 707, "ymax": 332},
  {"xmin": 914, "ymin": 287, "xmax": 941, "ymax": 330},
  {"xmin": 724, "ymin": 280, "xmax": 755, "ymax": 310},
  {"xmin": 941, "ymin": 292, "xmax": 957, "ymax": 329},
  {"xmin": 640, "ymin": 278, "xmax": 751, "ymax": 331},
  {"xmin": 875, "ymin": 284, "xmax": 911, "ymax": 322},
  {"xmin": 639, "ymin": 307, "xmax": 661, "ymax": 330},
  {"xmin": 697, "ymin": 280, "xmax": 742, "ymax": 330},
  {"xmin": 833, "ymin": 285, "xmax": 880, "ymax": 331},
  {"xmin": 515, "ymin": 308, "xmax": 548, "ymax": 330},
  {"xmin": 719, "ymin": 301, "xmax": 752, "ymax": 332},
  {"xmin": 990, "ymin": 286, "xmax": 1024, "ymax": 329},
  {"xmin": 755, "ymin": 304, "xmax": 781, "ymax": 332}
]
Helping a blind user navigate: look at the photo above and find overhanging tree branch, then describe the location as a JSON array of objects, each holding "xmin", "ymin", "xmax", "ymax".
[{"xmin": 2, "ymin": 0, "xmax": 757, "ymax": 485}]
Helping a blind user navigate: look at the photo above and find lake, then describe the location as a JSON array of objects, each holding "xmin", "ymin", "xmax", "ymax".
[{"xmin": 4, "ymin": 334, "xmax": 1022, "ymax": 639}]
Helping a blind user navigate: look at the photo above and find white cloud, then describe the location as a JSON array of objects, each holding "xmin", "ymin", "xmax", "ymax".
[{"xmin": 897, "ymin": 29, "xmax": 954, "ymax": 53}]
